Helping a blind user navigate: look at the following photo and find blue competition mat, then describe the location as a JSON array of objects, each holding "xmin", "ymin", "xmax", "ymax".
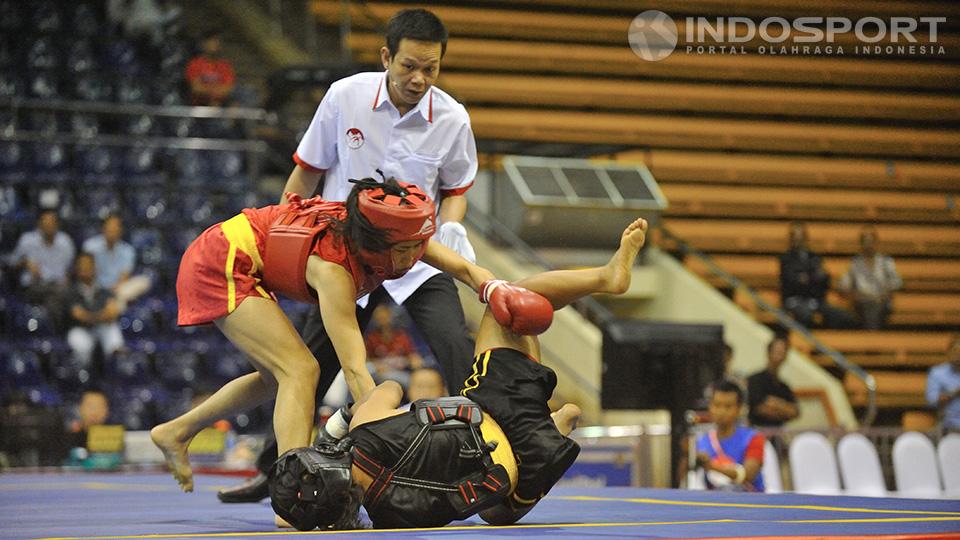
[{"xmin": 1, "ymin": 472, "xmax": 959, "ymax": 539}]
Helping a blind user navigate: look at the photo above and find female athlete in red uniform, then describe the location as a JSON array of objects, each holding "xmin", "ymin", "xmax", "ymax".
[{"xmin": 151, "ymin": 179, "xmax": 497, "ymax": 493}]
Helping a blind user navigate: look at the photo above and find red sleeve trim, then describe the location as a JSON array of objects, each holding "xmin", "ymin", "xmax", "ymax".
[
  {"xmin": 292, "ymin": 152, "xmax": 326, "ymax": 173},
  {"xmin": 440, "ymin": 180, "xmax": 474, "ymax": 197},
  {"xmin": 745, "ymin": 433, "xmax": 766, "ymax": 462}
]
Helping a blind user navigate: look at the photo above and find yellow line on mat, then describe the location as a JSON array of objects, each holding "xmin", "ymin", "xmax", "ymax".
[
  {"xmin": 36, "ymin": 519, "xmax": 741, "ymax": 540},
  {"xmin": 555, "ymin": 495, "xmax": 960, "ymax": 516}
]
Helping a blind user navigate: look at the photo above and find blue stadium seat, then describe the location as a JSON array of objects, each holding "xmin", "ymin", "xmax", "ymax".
[
  {"xmin": 109, "ymin": 385, "xmax": 167, "ymax": 430},
  {"xmin": 31, "ymin": 0, "xmax": 63, "ymax": 34},
  {"xmin": 26, "ymin": 37, "xmax": 60, "ymax": 71},
  {"xmin": 158, "ymin": 41, "xmax": 189, "ymax": 75},
  {"xmin": 203, "ymin": 351, "xmax": 252, "ymax": 387},
  {"xmin": 104, "ymin": 41, "xmax": 140, "ymax": 76},
  {"xmin": 66, "ymin": 39, "xmax": 97, "ymax": 74},
  {"xmin": 157, "ymin": 349, "xmax": 200, "ymax": 387},
  {"xmin": 107, "ymin": 351, "xmax": 152, "ymax": 386},
  {"xmin": 0, "ymin": 39, "xmax": 19, "ymax": 69},
  {"xmin": 72, "ymin": 74, "xmax": 113, "ymax": 102},
  {"xmin": 129, "ymin": 227, "xmax": 168, "ymax": 268},
  {"xmin": 0, "ymin": 110, "xmax": 16, "ymax": 136},
  {"xmin": 76, "ymin": 145, "xmax": 119, "ymax": 185},
  {"xmin": 9, "ymin": 300, "xmax": 57, "ymax": 337},
  {"xmin": 80, "ymin": 187, "xmax": 122, "ymax": 221},
  {"xmin": 181, "ymin": 193, "xmax": 215, "ymax": 225},
  {"xmin": 124, "ymin": 114, "xmax": 156, "ymax": 136},
  {"xmin": 32, "ymin": 142, "xmax": 70, "ymax": 184},
  {"xmin": 116, "ymin": 77, "xmax": 149, "ymax": 104},
  {"xmin": 0, "ymin": 141, "xmax": 28, "ymax": 184},
  {"xmin": 71, "ymin": 4, "xmax": 102, "ymax": 38},
  {"xmin": 3, "ymin": 348, "xmax": 45, "ymax": 387},
  {"xmin": 172, "ymin": 149, "xmax": 208, "ymax": 182},
  {"xmin": 210, "ymin": 151, "xmax": 245, "ymax": 180},
  {"xmin": 164, "ymin": 116, "xmax": 197, "ymax": 138},
  {"xmin": 121, "ymin": 145, "xmax": 164, "ymax": 186},
  {"xmin": 70, "ymin": 113, "xmax": 100, "ymax": 139},
  {"xmin": 28, "ymin": 71, "xmax": 60, "ymax": 99},
  {"xmin": 0, "ymin": 72, "xmax": 25, "ymax": 99},
  {"xmin": 126, "ymin": 189, "xmax": 171, "ymax": 223}
]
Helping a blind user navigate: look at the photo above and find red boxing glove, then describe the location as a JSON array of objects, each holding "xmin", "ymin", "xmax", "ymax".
[{"xmin": 479, "ymin": 280, "xmax": 554, "ymax": 335}]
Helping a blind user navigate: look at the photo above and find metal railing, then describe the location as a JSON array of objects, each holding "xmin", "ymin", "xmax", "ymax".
[{"xmin": 659, "ymin": 227, "xmax": 878, "ymax": 427}]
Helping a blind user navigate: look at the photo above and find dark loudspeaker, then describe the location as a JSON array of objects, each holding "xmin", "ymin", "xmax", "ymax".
[{"xmin": 601, "ymin": 320, "xmax": 725, "ymax": 487}]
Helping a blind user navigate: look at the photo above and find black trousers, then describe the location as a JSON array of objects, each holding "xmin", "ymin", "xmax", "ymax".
[{"xmin": 255, "ymin": 273, "xmax": 475, "ymax": 473}]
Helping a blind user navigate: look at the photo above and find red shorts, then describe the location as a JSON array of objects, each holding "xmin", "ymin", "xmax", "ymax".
[{"xmin": 176, "ymin": 214, "xmax": 274, "ymax": 326}]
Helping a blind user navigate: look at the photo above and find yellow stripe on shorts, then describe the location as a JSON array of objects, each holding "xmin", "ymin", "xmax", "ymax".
[
  {"xmin": 220, "ymin": 213, "xmax": 271, "ymax": 313},
  {"xmin": 461, "ymin": 350, "xmax": 492, "ymax": 396}
]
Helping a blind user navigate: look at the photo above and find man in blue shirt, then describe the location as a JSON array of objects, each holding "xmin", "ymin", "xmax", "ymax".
[
  {"xmin": 696, "ymin": 379, "xmax": 766, "ymax": 492},
  {"xmin": 82, "ymin": 214, "xmax": 151, "ymax": 311},
  {"xmin": 926, "ymin": 334, "xmax": 960, "ymax": 433},
  {"xmin": 9, "ymin": 209, "xmax": 75, "ymax": 331}
]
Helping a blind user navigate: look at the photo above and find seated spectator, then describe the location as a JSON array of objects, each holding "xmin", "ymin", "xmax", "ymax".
[
  {"xmin": 696, "ymin": 379, "xmax": 766, "ymax": 492},
  {"xmin": 837, "ymin": 225, "xmax": 902, "ymax": 330},
  {"xmin": 185, "ymin": 30, "xmax": 235, "ymax": 106},
  {"xmin": 926, "ymin": 334, "xmax": 960, "ymax": 434},
  {"xmin": 406, "ymin": 367, "xmax": 447, "ymax": 403},
  {"xmin": 746, "ymin": 334, "xmax": 798, "ymax": 428},
  {"xmin": 66, "ymin": 389, "xmax": 110, "ymax": 450},
  {"xmin": 780, "ymin": 221, "xmax": 855, "ymax": 329},
  {"xmin": 8, "ymin": 209, "xmax": 76, "ymax": 331},
  {"xmin": 66, "ymin": 253, "xmax": 125, "ymax": 367},
  {"xmin": 365, "ymin": 304, "xmax": 425, "ymax": 388},
  {"xmin": 82, "ymin": 214, "xmax": 151, "ymax": 311}
]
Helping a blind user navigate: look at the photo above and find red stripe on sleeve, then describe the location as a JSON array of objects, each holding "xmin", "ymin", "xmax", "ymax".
[
  {"xmin": 292, "ymin": 152, "xmax": 326, "ymax": 173},
  {"xmin": 440, "ymin": 180, "xmax": 474, "ymax": 197},
  {"xmin": 745, "ymin": 433, "xmax": 766, "ymax": 462}
]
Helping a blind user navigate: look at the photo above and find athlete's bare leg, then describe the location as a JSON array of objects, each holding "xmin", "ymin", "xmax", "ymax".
[
  {"xmin": 151, "ymin": 297, "xmax": 319, "ymax": 492},
  {"xmin": 474, "ymin": 218, "xmax": 647, "ymax": 357}
]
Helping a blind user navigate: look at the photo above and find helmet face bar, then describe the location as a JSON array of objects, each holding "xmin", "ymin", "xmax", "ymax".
[{"xmin": 269, "ymin": 446, "xmax": 354, "ymax": 531}]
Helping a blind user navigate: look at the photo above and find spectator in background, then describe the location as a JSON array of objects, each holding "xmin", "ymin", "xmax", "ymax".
[
  {"xmin": 9, "ymin": 209, "xmax": 76, "ymax": 331},
  {"xmin": 66, "ymin": 253, "xmax": 125, "ymax": 367},
  {"xmin": 838, "ymin": 226, "xmax": 902, "ymax": 330},
  {"xmin": 185, "ymin": 30, "xmax": 235, "ymax": 106},
  {"xmin": 406, "ymin": 366, "xmax": 447, "ymax": 403},
  {"xmin": 82, "ymin": 214, "xmax": 152, "ymax": 312},
  {"xmin": 780, "ymin": 221, "xmax": 851, "ymax": 328},
  {"xmin": 926, "ymin": 334, "xmax": 960, "ymax": 434},
  {"xmin": 365, "ymin": 304, "xmax": 425, "ymax": 388},
  {"xmin": 66, "ymin": 389, "xmax": 110, "ymax": 450},
  {"xmin": 696, "ymin": 379, "xmax": 766, "ymax": 492},
  {"xmin": 746, "ymin": 334, "xmax": 798, "ymax": 427}
]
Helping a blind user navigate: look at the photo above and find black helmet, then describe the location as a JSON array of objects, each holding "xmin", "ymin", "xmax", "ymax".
[{"xmin": 269, "ymin": 441, "xmax": 354, "ymax": 531}]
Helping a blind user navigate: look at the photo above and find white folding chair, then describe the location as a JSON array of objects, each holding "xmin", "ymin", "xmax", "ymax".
[
  {"xmin": 893, "ymin": 432, "xmax": 943, "ymax": 498},
  {"xmin": 837, "ymin": 433, "xmax": 888, "ymax": 497},
  {"xmin": 789, "ymin": 432, "xmax": 842, "ymax": 495},
  {"xmin": 762, "ymin": 439, "xmax": 783, "ymax": 494},
  {"xmin": 937, "ymin": 433, "xmax": 960, "ymax": 497}
]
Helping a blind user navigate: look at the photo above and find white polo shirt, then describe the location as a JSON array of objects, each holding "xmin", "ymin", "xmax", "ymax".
[{"xmin": 294, "ymin": 71, "xmax": 478, "ymax": 304}]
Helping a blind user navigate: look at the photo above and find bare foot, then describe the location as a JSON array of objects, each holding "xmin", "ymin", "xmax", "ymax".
[
  {"xmin": 602, "ymin": 218, "xmax": 647, "ymax": 294},
  {"xmin": 275, "ymin": 514, "xmax": 293, "ymax": 528},
  {"xmin": 150, "ymin": 422, "xmax": 195, "ymax": 492},
  {"xmin": 551, "ymin": 403, "xmax": 583, "ymax": 436}
]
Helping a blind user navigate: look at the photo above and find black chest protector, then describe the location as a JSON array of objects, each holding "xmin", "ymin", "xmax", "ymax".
[{"xmin": 349, "ymin": 396, "xmax": 512, "ymax": 528}]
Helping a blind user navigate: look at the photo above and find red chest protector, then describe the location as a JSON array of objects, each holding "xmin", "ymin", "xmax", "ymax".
[{"xmin": 261, "ymin": 194, "xmax": 344, "ymax": 303}]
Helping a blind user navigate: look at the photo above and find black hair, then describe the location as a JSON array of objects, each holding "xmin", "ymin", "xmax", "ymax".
[
  {"xmin": 385, "ymin": 8, "xmax": 448, "ymax": 58},
  {"xmin": 333, "ymin": 177, "xmax": 409, "ymax": 255},
  {"xmin": 712, "ymin": 379, "xmax": 745, "ymax": 405},
  {"xmin": 103, "ymin": 212, "xmax": 123, "ymax": 225},
  {"xmin": 767, "ymin": 334, "xmax": 788, "ymax": 354},
  {"xmin": 200, "ymin": 29, "xmax": 223, "ymax": 42}
]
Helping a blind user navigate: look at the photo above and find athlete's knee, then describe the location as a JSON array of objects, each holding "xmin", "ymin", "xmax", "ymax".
[{"xmin": 276, "ymin": 355, "xmax": 320, "ymax": 386}]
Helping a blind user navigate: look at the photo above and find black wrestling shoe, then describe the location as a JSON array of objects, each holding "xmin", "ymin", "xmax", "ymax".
[{"xmin": 217, "ymin": 472, "xmax": 269, "ymax": 503}]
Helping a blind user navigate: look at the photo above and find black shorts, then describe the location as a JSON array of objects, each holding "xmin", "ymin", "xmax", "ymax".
[{"xmin": 460, "ymin": 348, "xmax": 580, "ymax": 505}]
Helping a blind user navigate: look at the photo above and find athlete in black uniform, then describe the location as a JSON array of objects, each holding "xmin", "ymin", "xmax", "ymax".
[{"xmin": 270, "ymin": 218, "xmax": 648, "ymax": 530}]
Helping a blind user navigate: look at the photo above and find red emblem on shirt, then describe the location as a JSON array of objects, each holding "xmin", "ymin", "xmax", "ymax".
[{"xmin": 346, "ymin": 128, "xmax": 364, "ymax": 149}]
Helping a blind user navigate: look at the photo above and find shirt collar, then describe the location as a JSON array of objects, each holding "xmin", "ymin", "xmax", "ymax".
[{"xmin": 372, "ymin": 71, "xmax": 433, "ymax": 123}]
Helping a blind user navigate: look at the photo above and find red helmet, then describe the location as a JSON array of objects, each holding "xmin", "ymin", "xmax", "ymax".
[{"xmin": 357, "ymin": 181, "xmax": 436, "ymax": 279}]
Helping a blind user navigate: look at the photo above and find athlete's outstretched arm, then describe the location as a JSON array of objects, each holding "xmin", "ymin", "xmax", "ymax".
[{"xmin": 421, "ymin": 238, "xmax": 495, "ymax": 292}]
